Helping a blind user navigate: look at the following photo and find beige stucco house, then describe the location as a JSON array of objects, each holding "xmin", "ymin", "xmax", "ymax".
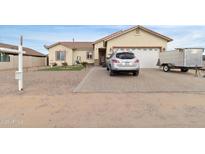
[
  {"xmin": 46, "ymin": 25, "xmax": 172, "ymax": 68},
  {"xmin": 45, "ymin": 42, "xmax": 94, "ymax": 66},
  {"xmin": 93, "ymin": 25, "xmax": 173, "ymax": 68},
  {"xmin": 0, "ymin": 43, "xmax": 47, "ymax": 70}
]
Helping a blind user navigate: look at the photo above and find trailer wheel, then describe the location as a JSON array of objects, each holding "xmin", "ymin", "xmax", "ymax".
[
  {"xmin": 181, "ymin": 68, "xmax": 189, "ymax": 72},
  {"xmin": 163, "ymin": 65, "xmax": 170, "ymax": 72}
]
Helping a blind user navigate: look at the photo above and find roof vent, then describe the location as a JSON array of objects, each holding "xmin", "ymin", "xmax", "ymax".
[{"xmin": 136, "ymin": 29, "xmax": 140, "ymax": 35}]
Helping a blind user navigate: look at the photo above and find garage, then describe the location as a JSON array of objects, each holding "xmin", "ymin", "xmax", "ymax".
[{"xmin": 113, "ymin": 47, "xmax": 160, "ymax": 68}]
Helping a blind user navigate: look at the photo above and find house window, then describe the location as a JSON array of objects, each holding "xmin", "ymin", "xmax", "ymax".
[
  {"xmin": 86, "ymin": 51, "xmax": 93, "ymax": 59},
  {"xmin": 56, "ymin": 51, "xmax": 66, "ymax": 61},
  {"xmin": 0, "ymin": 53, "xmax": 10, "ymax": 62}
]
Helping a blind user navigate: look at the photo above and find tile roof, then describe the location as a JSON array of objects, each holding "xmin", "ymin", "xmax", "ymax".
[
  {"xmin": 45, "ymin": 42, "xmax": 93, "ymax": 51},
  {"xmin": 0, "ymin": 42, "xmax": 46, "ymax": 57}
]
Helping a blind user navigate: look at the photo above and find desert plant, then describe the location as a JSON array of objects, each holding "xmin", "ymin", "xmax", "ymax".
[
  {"xmin": 62, "ymin": 62, "xmax": 68, "ymax": 67},
  {"xmin": 81, "ymin": 62, "xmax": 88, "ymax": 68},
  {"xmin": 50, "ymin": 62, "xmax": 57, "ymax": 67}
]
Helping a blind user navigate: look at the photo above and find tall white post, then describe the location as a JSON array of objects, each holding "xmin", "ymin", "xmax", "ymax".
[{"xmin": 18, "ymin": 36, "xmax": 23, "ymax": 91}]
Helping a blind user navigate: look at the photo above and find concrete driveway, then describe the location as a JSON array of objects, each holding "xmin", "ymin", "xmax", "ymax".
[{"xmin": 74, "ymin": 67, "xmax": 205, "ymax": 92}]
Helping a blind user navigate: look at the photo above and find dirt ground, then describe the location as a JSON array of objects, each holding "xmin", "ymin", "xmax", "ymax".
[{"xmin": 0, "ymin": 67, "xmax": 205, "ymax": 128}]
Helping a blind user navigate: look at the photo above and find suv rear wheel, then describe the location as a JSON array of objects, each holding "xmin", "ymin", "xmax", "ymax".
[
  {"xmin": 109, "ymin": 69, "xmax": 114, "ymax": 76},
  {"xmin": 133, "ymin": 70, "xmax": 139, "ymax": 76}
]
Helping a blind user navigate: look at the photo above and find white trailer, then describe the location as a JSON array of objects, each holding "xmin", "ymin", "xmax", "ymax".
[{"xmin": 158, "ymin": 48, "xmax": 204, "ymax": 72}]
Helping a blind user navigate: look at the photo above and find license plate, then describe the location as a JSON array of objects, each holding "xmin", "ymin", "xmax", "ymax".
[
  {"xmin": 122, "ymin": 62, "xmax": 130, "ymax": 66},
  {"xmin": 125, "ymin": 61, "xmax": 130, "ymax": 64}
]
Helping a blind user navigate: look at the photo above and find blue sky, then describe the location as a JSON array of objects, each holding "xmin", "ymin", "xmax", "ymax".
[{"xmin": 0, "ymin": 25, "xmax": 205, "ymax": 54}]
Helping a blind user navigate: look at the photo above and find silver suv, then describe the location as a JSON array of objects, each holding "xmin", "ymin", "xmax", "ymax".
[{"xmin": 106, "ymin": 52, "xmax": 140, "ymax": 76}]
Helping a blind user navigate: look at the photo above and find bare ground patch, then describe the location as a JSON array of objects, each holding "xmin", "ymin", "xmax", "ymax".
[{"xmin": 1, "ymin": 93, "xmax": 205, "ymax": 127}]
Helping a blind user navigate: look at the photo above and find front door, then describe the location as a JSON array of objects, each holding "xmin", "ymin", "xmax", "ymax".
[{"xmin": 98, "ymin": 49, "xmax": 106, "ymax": 65}]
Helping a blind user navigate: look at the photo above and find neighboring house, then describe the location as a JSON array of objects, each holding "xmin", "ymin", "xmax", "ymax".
[
  {"xmin": 0, "ymin": 43, "xmax": 47, "ymax": 70},
  {"xmin": 93, "ymin": 25, "xmax": 173, "ymax": 68},
  {"xmin": 45, "ymin": 42, "xmax": 94, "ymax": 66}
]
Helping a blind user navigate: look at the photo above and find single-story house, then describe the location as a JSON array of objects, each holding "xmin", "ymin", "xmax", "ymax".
[
  {"xmin": 45, "ymin": 42, "xmax": 94, "ymax": 66},
  {"xmin": 46, "ymin": 25, "xmax": 173, "ymax": 68},
  {"xmin": 94, "ymin": 25, "xmax": 173, "ymax": 68},
  {"xmin": 0, "ymin": 43, "xmax": 47, "ymax": 70}
]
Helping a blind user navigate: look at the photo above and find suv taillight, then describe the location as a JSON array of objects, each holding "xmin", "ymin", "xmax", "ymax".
[{"xmin": 112, "ymin": 59, "xmax": 119, "ymax": 63}]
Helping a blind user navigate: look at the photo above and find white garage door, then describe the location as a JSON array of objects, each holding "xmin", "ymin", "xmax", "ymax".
[{"xmin": 113, "ymin": 48, "xmax": 160, "ymax": 68}]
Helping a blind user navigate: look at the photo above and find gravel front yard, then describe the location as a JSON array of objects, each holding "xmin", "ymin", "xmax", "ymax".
[{"xmin": 0, "ymin": 68, "xmax": 89, "ymax": 96}]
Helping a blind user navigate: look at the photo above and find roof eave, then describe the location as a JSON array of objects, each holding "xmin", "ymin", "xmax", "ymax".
[
  {"xmin": 138, "ymin": 25, "xmax": 173, "ymax": 42},
  {"xmin": 95, "ymin": 25, "xmax": 173, "ymax": 43},
  {"xmin": 44, "ymin": 42, "xmax": 61, "ymax": 49}
]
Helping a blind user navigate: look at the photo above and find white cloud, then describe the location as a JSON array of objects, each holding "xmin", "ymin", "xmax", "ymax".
[{"xmin": 146, "ymin": 26, "xmax": 205, "ymax": 51}]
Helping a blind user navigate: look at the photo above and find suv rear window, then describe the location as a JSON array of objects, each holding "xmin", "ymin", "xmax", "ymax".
[{"xmin": 116, "ymin": 52, "xmax": 135, "ymax": 59}]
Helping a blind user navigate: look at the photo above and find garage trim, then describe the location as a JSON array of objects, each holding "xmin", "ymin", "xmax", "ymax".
[{"xmin": 112, "ymin": 46, "xmax": 163, "ymax": 52}]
